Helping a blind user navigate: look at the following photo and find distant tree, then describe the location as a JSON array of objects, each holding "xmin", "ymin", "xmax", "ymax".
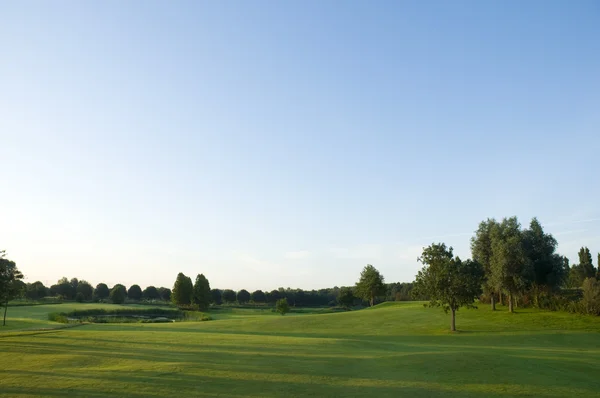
[
  {"xmin": 413, "ymin": 243, "xmax": 484, "ymax": 331},
  {"xmin": 127, "ymin": 284, "xmax": 142, "ymax": 300},
  {"xmin": 54, "ymin": 277, "xmax": 75, "ymax": 300},
  {"xmin": 192, "ymin": 274, "xmax": 211, "ymax": 310},
  {"xmin": 251, "ymin": 290, "xmax": 266, "ymax": 303},
  {"xmin": 70, "ymin": 278, "xmax": 79, "ymax": 291},
  {"xmin": 76, "ymin": 280, "xmax": 94, "ymax": 301},
  {"xmin": 109, "ymin": 285, "xmax": 127, "ymax": 304},
  {"xmin": 26, "ymin": 281, "xmax": 48, "ymax": 300},
  {"xmin": 75, "ymin": 292, "xmax": 85, "ymax": 303},
  {"xmin": 275, "ymin": 298, "xmax": 289, "ymax": 315},
  {"xmin": 267, "ymin": 289, "xmax": 281, "ymax": 304},
  {"xmin": 142, "ymin": 286, "xmax": 160, "ymax": 300},
  {"xmin": 222, "ymin": 289, "xmax": 236, "ymax": 304},
  {"xmin": 598, "ymin": 253, "xmax": 600, "ymax": 280},
  {"xmin": 172, "ymin": 273, "xmax": 193, "ymax": 305},
  {"xmin": 158, "ymin": 287, "xmax": 172, "ymax": 301},
  {"xmin": 93, "ymin": 283, "xmax": 110, "ymax": 301},
  {"xmin": 471, "ymin": 218, "xmax": 499, "ymax": 310},
  {"xmin": 0, "ymin": 251, "xmax": 24, "ymax": 326},
  {"xmin": 579, "ymin": 247, "xmax": 595, "ymax": 279},
  {"xmin": 337, "ymin": 287, "xmax": 355, "ymax": 308},
  {"xmin": 522, "ymin": 218, "xmax": 567, "ymax": 306},
  {"xmin": 211, "ymin": 289, "xmax": 222, "ymax": 305},
  {"xmin": 355, "ymin": 264, "xmax": 386, "ymax": 307},
  {"xmin": 490, "ymin": 217, "xmax": 532, "ymax": 312},
  {"xmin": 237, "ymin": 289, "xmax": 251, "ymax": 304}
]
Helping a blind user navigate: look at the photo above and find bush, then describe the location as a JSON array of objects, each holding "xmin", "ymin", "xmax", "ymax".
[{"xmin": 582, "ymin": 278, "xmax": 600, "ymax": 315}]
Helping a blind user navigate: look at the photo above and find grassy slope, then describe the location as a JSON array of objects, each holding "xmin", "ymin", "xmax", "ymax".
[{"xmin": 1, "ymin": 302, "xmax": 599, "ymax": 397}]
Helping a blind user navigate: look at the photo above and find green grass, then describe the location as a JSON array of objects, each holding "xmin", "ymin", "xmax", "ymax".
[{"xmin": 1, "ymin": 302, "xmax": 600, "ymax": 397}]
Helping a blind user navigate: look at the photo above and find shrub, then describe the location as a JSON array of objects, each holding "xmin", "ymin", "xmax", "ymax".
[{"xmin": 275, "ymin": 298, "xmax": 289, "ymax": 316}]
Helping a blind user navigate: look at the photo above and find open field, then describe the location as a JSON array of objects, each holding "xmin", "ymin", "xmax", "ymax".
[{"xmin": 1, "ymin": 302, "xmax": 600, "ymax": 397}]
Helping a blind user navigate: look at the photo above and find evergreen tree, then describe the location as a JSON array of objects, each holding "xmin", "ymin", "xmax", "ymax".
[
  {"xmin": 171, "ymin": 273, "xmax": 193, "ymax": 305},
  {"xmin": 192, "ymin": 274, "xmax": 211, "ymax": 310}
]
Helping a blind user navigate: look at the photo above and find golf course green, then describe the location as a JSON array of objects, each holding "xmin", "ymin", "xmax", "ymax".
[{"xmin": 1, "ymin": 302, "xmax": 599, "ymax": 397}]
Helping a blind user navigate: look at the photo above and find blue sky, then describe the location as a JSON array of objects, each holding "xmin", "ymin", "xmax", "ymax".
[{"xmin": 1, "ymin": 1, "xmax": 599, "ymax": 290}]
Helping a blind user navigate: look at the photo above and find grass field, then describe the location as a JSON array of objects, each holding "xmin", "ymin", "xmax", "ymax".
[{"xmin": 1, "ymin": 302, "xmax": 600, "ymax": 397}]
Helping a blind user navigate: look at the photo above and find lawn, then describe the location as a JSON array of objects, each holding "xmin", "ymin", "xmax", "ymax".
[{"xmin": 1, "ymin": 302, "xmax": 599, "ymax": 397}]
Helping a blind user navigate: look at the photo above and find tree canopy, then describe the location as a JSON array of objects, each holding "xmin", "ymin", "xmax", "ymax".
[
  {"xmin": 172, "ymin": 273, "xmax": 193, "ymax": 305},
  {"xmin": 192, "ymin": 274, "xmax": 211, "ymax": 310},
  {"xmin": 127, "ymin": 285, "xmax": 142, "ymax": 300},
  {"xmin": 109, "ymin": 284, "xmax": 127, "ymax": 304},
  {"xmin": 237, "ymin": 289, "xmax": 251, "ymax": 304},
  {"xmin": 0, "ymin": 251, "xmax": 24, "ymax": 326}
]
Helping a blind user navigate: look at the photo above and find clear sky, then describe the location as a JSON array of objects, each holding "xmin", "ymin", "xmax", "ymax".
[{"xmin": 1, "ymin": 1, "xmax": 599, "ymax": 291}]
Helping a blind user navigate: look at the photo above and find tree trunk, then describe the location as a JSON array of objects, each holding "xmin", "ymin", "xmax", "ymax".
[
  {"xmin": 491, "ymin": 294, "xmax": 496, "ymax": 311},
  {"xmin": 3, "ymin": 298, "xmax": 8, "ymax": 326},
  {"xmin": 508, "ymin": 292, "xmax": 514, "ymax": 313},
  {"xmin": 370, "ymin": 295, "xmax": 374, "ymax": 307},
  {"xmin": 450, "ymin": 308, "xmax": 456, "ymax": 332}
]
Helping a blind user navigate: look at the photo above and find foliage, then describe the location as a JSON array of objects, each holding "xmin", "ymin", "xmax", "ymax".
[
  {"xmin": 25, "ymin": 281, "xmax": 48, "ymax": 300},
  {"xmin": 337, "ymin": 287, "xmax": 355, "ymax": 308},
  {"xmin": 275, "ymin": 298, "xmax": 289, "ymax": 315},
  {"xmin": 413, "ymin": 243, "xmax": 484, "ymax": 331},
  {"xmin": 354, "ymin": 264, "xmax": 386, "ymax": 306},
  {"xmin": 158, "ymin": 287, "xmax": 171, "ymax": 301},
  {"xmin": 192, "ymin": 274, "xmax": 211, "ymax": 310},
  {"xmin": 222, "ymin": 289, "xmax": 236, "ymax": 304},
  {"xmin": 127, "ymin": 285, "xmax": 142, "ymax": 300},
  {"xmin": 250, "ymin": 290, "xmax": 266, "ymax": 303},
  {"xmin": 581, "ymin": 278, "xmax": 600, "ymax": 315},
  {"xmin": 171, "ymin": 273, "xmax": 193, "ymax": 305},
  {"xmin": 76, "ymin": 281, "xmax": 94, "ymax": 301},
  {"xmin": 236, "ymin": 289, "xmax": 250, "ymax": 304},
  {"xmin": 142, "ymin": 286, "xmax": 160, "ymax": 300},
  {"xmin": 93, "ymin": 283, "xmax": 110, "ymax": 301},
  {"xmin": 210, "ymin": 289, "xmax": 222, "ymax": 305},
  {"xmin": 109, "ymin": 285, "xmax": 127, "ymax": 304},
  {"xmin": 75, "ymin": 292, "xmax": 85, "ymax": 303}
]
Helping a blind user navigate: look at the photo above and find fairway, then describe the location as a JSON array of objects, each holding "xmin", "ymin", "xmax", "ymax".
[{"xmin": 1, "ymin": 303, "xmax": 600, "ymax": 397}]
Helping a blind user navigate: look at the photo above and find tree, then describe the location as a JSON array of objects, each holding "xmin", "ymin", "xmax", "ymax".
[
  {"xmin": 127, "ymin": 284, "xmax": 142, "ymax": 300},
  {"xmin": 222, "ymin": 289, "xmax": 236, "ymax": 304},
  {"xmin": 93, "ymin": 283, "xmax": 110, "ymax": 301},
  {"xmin": 0, "ymin": 251, "xmax": 24, "ymax": 326},
  {"xmin": 54, "ymin": 277, "xmax": 75, "ymax": 300},
  {"xmin": 579, "ymin": 247, "xmax": 595, "ymax": 279},
  {"xmin": 582, "ymin": 278, "xmax": 600, "ymax": 315},
  {"xmin": 490, "ymin": 217, "xmax": 532, "ymax": 312},
  {"xmin": 171, "ymin": 273, "xmax": 193, "ymax": 305},
  {"xmin": 109, "ymin": 285, "xmax": 127, "ymax": 304},
  {"xmin": 354, "ymin": 264, "xmax": 386, "ymax": 306},
  {"xmin": 142, "ymin": 286, "xmax": 160, "ymax": 300},
  {"xmin": 471, "ymin": 218, "xmax": 499, "ymax": 310},
  {"xmin": 413, "ymin": 243, "xmax": 484, "ymax": 331},
  {"xmin": 267, "ymin": 289, "xmax": 281, "ymax": 304},
  {"xmin": 75, "ymin": 292, "xmax": 85, "ymax": 303},
  {"xmin": 26, "ymin": 281, "xmax": 48, "ymax": 300},
  {"xmin": 158, "ymin": 287, "xmax": 171, "ymax": 301},
  {"xmin": 275, "ymin": 298, "xmax": 289, "ymax": 315},
  {"xmin": 598, "ymin": 253, "xmax": 600, "ymax": 280},
  {"xmin": 251, "ymin": 290, "xmax": 266, "ymax": 303},
  {"xmin": 211, "ymin": 289, "xmax": 222, "ymax": 305},
  {"xmin": 237, "ymin": 289, "xmax": 250, "ymax": 304},
  {"xmin": 192, "ymin": 274, "xmax": 211, "ymax": 310},
  {"xmin": 522, "ymin": 218, "xmax": 567, "ymax": 306},
  {"xmin": 337, "ymin": 287, "xmax": 355, "ymax": 308},
  {"xmin": 77, "ymin": 280, "xmax": 94, "ymax": 301}
]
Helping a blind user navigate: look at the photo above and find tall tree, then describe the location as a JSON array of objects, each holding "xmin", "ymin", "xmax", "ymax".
[
  {"xmin": 579, "ymin": 247, "xmax": 595, "ymax": 279},
  {"xmin": 251, "ymin": 290, "xmax": 266, "ymax": 303},
  {"xmin": 471, "ymin": 218, "xmax": 499, "ymax": 310},
  {"xmin": 0, "ymin": 251, "xmax": 24, "ymax": 326},
  {"xmin": 355, "ymin": 264, "xmax": 386, "ymax": 306},
  {"xmin": 171, "ymin": 273, "xmax": 193, "ymax": 305},
  {"xmin": 237, "ymin": 289, "xmax": 251, "ymax": 304},
  {"xmin": 222, "ymin": 289, "xmax": 236, "ymax": 304},
  {"xmin": 192, "ymin": 274, "xmax": 211, "ymax": 310},
  {"xmin": 490, "ymin": 217, "xmax": 532, "ymax": 312},
  {"xmin": 93, "ymin": 283, "xmax": 110, "ymax": 301},
  {"xmin": 413, "ymin": 243, "xmax": 484, "ymax": 331},
  {"xmin": 522, "ymin": 218, "xmax": 566, "ymax": 306}
]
